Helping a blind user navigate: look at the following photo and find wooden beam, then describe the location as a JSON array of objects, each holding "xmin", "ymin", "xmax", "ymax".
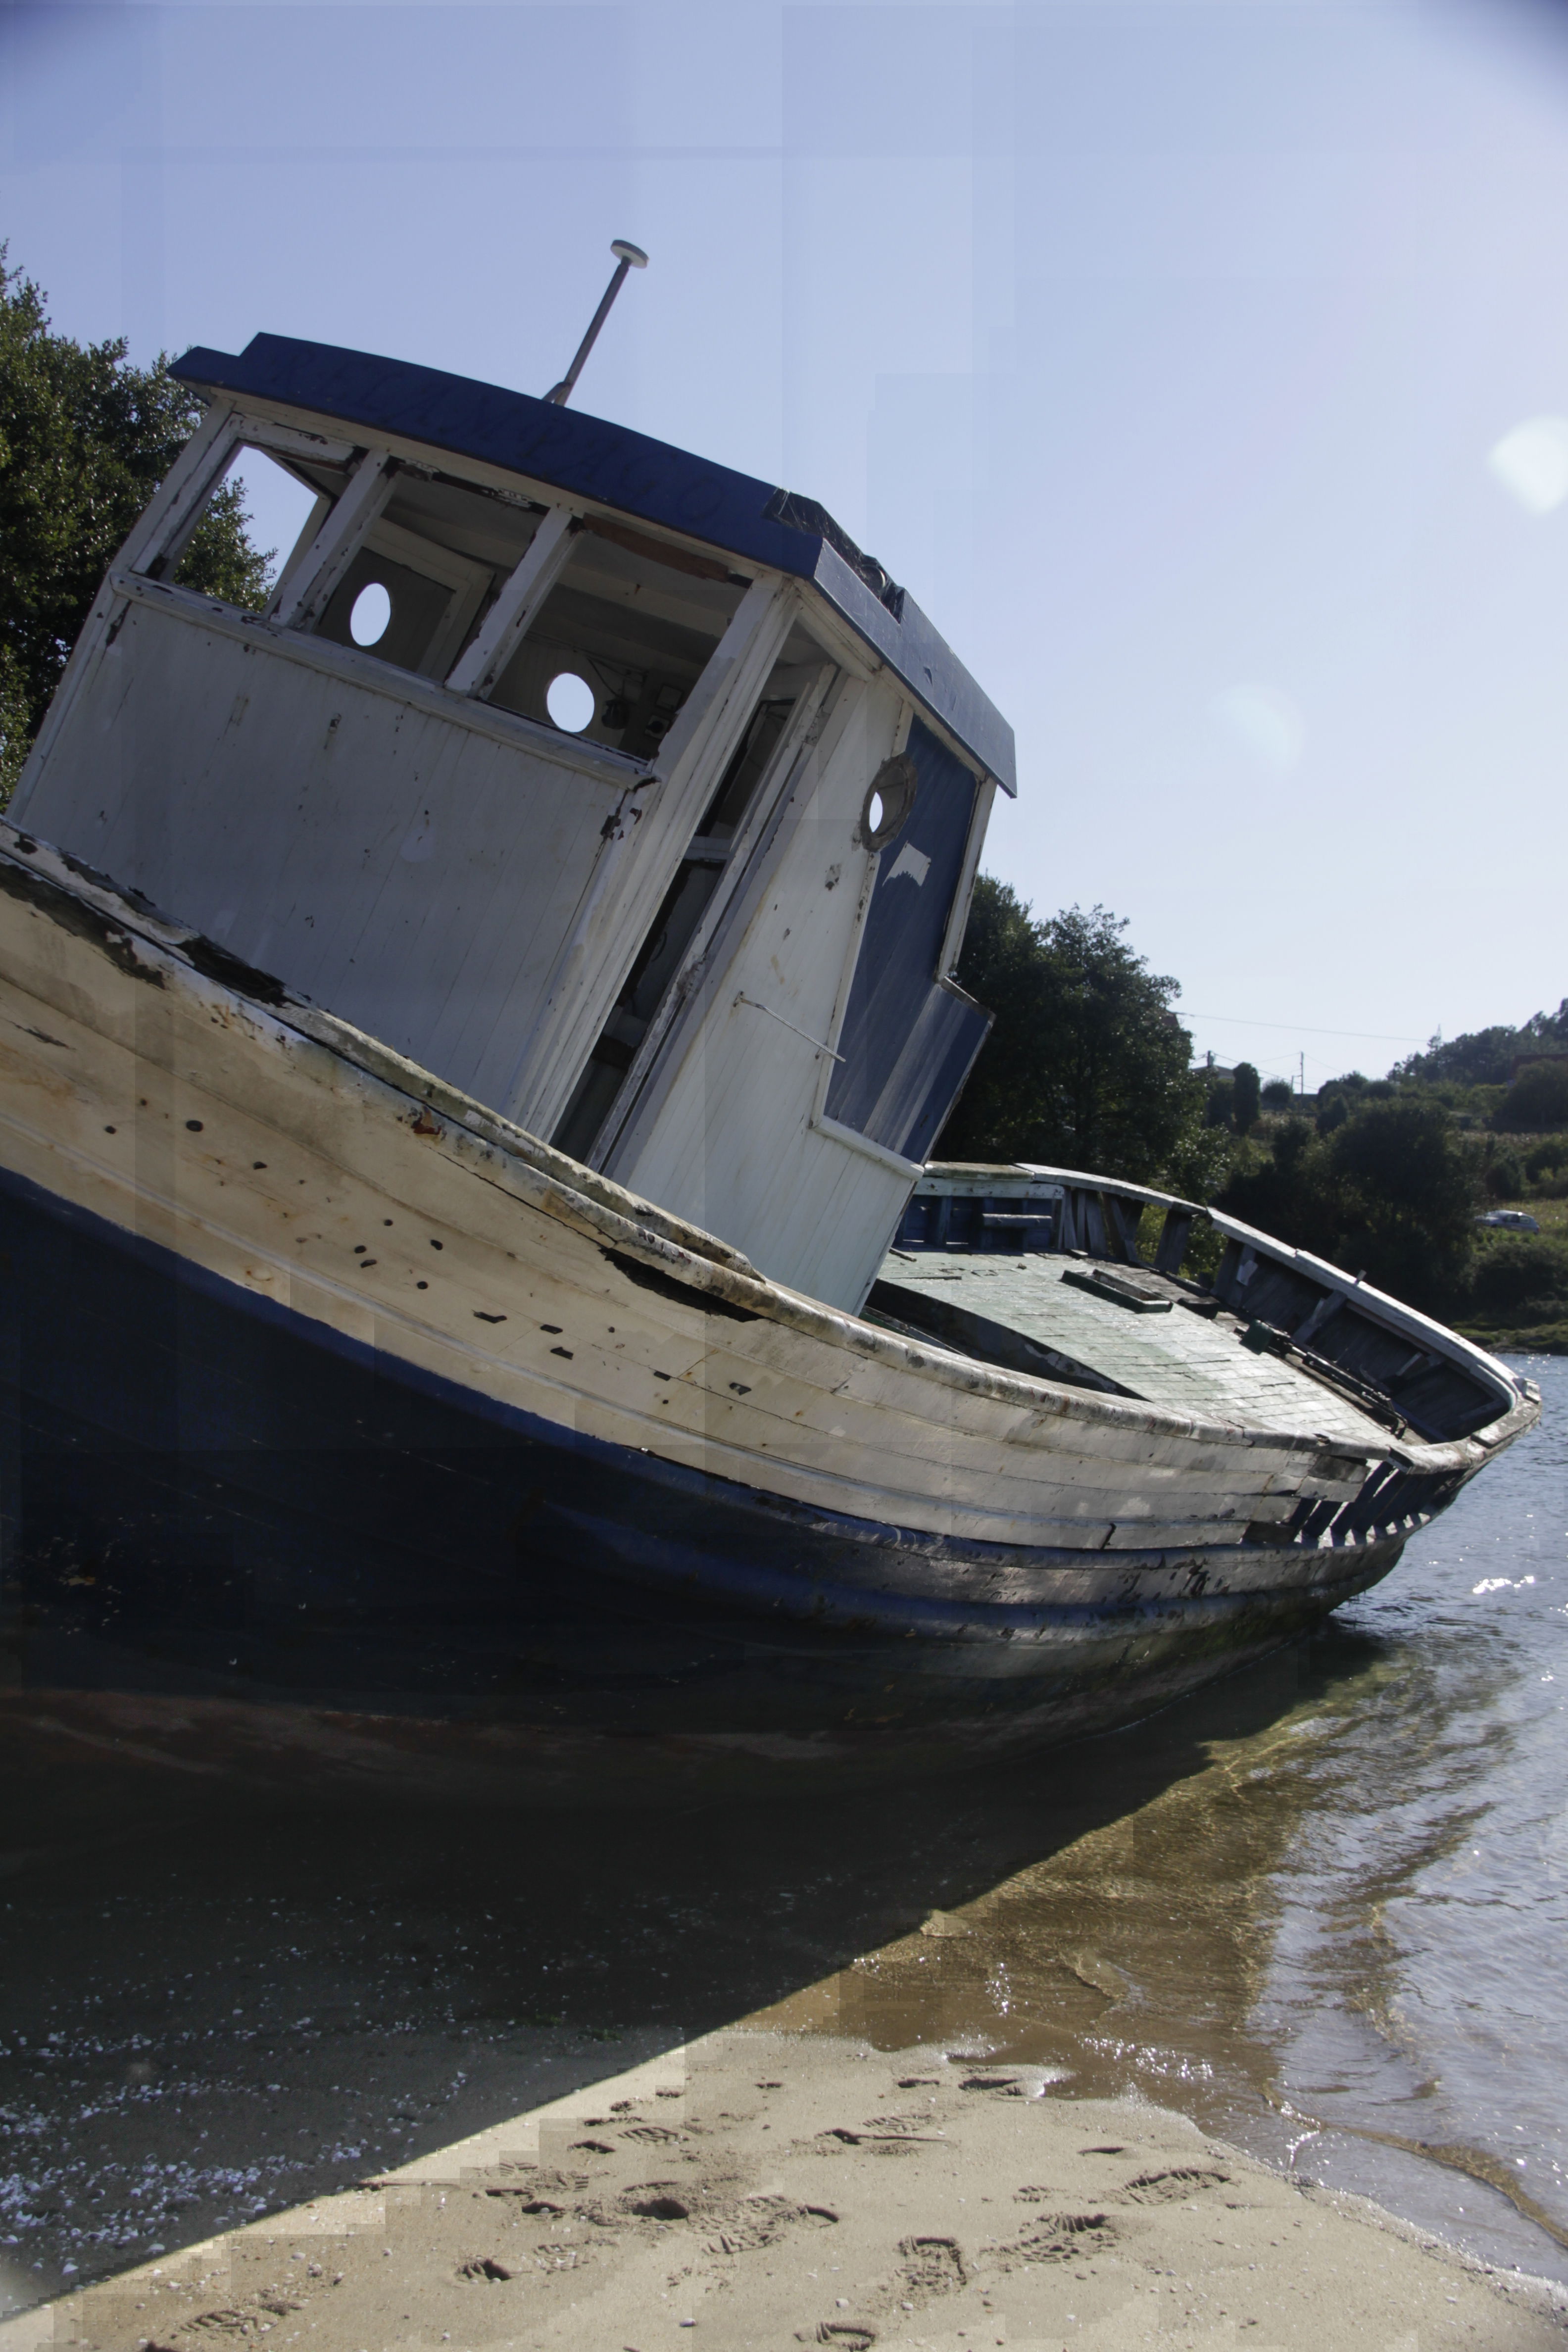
[
  {"xmin": 267, "ymin": 491, "xmax": 334, "ymax": 609},
  {"xmin": 1154, "ymin": 1208, "xmax": 1192, "ymax": 1276},
  {"xmin": 578, "ymin": 512, "xmax": 745, "ymax": 586},
  {"xmin": 234, "ymin": 416, "xmax": 358, "ymax": 470},
  {"xmin": 268, "ymin": 448, "xmax": 398, "ymax": 632},
  {"xmin": 1292, "ymin": 1291, "xmax": 1342, "ymax": 1349},
  {"xmin": 444, "ymin": 505, "xmax": 579, "ymax": 700},
  {"xmin": 1098, "ymin": 1191, "xmax": 1139, "ymax": 1264},
  {"xmin": 119, "ymin": 404, "xmax": 241, "ymax": 580}
]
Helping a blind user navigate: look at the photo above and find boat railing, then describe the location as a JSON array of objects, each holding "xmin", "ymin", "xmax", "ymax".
[{"xmin": 892, "ymin": 1160, "xmax": 1528, "ymax": 1441}]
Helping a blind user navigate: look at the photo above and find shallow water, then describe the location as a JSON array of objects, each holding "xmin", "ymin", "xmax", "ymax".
[
  {"xmin": 0, "ymin": 1354, "xmax": 1561, "ymax": 2314},
  {"xmin": 767, "ymin": 1352, "xmax": 1568, "ymax": 2280}
]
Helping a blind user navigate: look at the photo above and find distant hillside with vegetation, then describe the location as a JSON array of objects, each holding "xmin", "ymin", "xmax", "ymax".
[{"xmin": 942, "ymin": 877, "xmax": 1567, "ymax": 1352}]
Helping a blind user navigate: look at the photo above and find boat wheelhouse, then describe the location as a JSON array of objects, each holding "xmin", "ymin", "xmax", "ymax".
[{"xmin": 14, "ymin": 335, "xmax": 1008, "ymax": 1315}]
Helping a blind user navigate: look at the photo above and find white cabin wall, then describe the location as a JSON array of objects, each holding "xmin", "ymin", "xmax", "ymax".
[
  {"xmin": 16, "ymin": 592, "xmax": 631, "ymax": 1115},
  {"xmin": 607, "ymin": 678, "xmax": 917, "ymax": 1308}
]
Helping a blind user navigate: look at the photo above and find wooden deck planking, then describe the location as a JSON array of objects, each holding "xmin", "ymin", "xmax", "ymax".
[{"xmin": 879, "ymin": 1252, "xmax": 1394, "ymax": 1450}]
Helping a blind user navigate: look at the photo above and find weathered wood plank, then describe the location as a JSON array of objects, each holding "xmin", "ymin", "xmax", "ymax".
[
  {"xmin": 444, "ymin": 503, "xmax": 577, "ymax": 699},
  {"xmin": 1154, "ymin": 1208, "xmax": 1192, "ymax": 1276},
  {"xmin": 268, "ymin": 448, "xmax": 398, "ymax": 631}
]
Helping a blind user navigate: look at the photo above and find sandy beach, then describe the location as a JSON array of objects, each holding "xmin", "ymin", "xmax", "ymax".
[{"xmin": 5, "ymin": 2027, "xmax": 1562, "ymax": 2352}]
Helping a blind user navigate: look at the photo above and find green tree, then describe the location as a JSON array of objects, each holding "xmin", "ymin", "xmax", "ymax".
[
  {"xmin": 1213, "ymin": 1118, "xmax": 1344, "ymax": 1261},
  {"xmin": 1495, "ymin": 1059, "xmax": 1568, "ymax": 1133},
  {"xmin": 938, "ymin": 881, "xmax": 1220, "ymax": 1190},
  {"xmin": 1231, "ymin": 1061, "xmax": 1261, "ymax": 1132},
  {"xmin": 1394, "ymin": 1004, "xmax": 1568, "ymax": 1087},
  {"xmin": 1219, "ymin": 1096, "xmax": 1478, "ymax": 1314},
  {"xmin": 0, "ymin": 247, "xmax": 272, "ymax": 802},
  {"xmin": 1329, "ymin": 1097, "xmax": 1478, "ymax": 1304}
]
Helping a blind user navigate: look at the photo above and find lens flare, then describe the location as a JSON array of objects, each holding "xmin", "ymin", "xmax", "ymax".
[
  {"xmin": 1487, "ymin": 417, "xmax": 1568, "ymax": 514},
  {"xmin": 1211, "ymin": 684, "xmax": 1306, "ymax": 775}
]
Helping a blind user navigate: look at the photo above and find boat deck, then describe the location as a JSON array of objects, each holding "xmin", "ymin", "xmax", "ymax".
[{"xmin": 872, "ymin": 1249, "xmax": 1396, "ymax": 1446}]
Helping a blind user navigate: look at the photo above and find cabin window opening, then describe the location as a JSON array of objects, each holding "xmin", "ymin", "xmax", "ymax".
[
  {"xmin": 253, "ymin": 467, "xmax": 550, "ymax": 681},
  {"xmin": 148, "ymin": 441, "xmax": 343, "ymax": 604},
  {"xmin": 552, "ymin": 632, "xmax": 835, "ymax": 1164},
  {"xmin": 349, "ymin": 582, "xmax": 392, "ymax": 647},
  {"xmin": 545, "ymin": 670, "xmax": 596, "ymax": 734},
  {"xmin": 861, "ymin": 754, "xmax": 917, "ymax": 849},
  {"xmin": 311, "ymin": 486, "xmax": 504, "ymax": 682},
  {"xmin": 139, "ymin": 441, "xmax": 539, "ymax": 690},
  {"xmin": 486, "ymin": 525, "xmax": 747, "ymax": 757}
]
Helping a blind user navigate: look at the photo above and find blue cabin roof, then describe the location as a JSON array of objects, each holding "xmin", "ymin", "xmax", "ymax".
[{"xmin": 171, "ymin": 335, "xmax": 1016, "ymax": 795}]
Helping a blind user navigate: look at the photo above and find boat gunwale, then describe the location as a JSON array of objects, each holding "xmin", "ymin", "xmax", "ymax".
[
  {"xmin": 0, "ymin": 823, "xmax": 1538, "ymax": 1483},
  {"xmin": 991, "ymin": 1159, "xmax": 1525, "ymax": 1424}
]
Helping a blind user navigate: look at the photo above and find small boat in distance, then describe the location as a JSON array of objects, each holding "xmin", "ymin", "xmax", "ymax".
[{"xmin": 0, "ymin": 319, "xmax": 1537, "ymax": 1788}]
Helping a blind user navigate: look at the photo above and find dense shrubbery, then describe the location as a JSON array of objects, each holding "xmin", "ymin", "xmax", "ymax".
[
  {"xmin": 1469, "ymin": 1234, "xmax": 1568, "ymax": 1323},
  {"xmin": 1524, "ymin": 1135, "xmax": 1568, "ymax": 1188}
]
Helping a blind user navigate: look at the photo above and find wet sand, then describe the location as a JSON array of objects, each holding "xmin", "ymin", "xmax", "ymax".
[{"xmin": 4, "ymin": 2027, "xmax": 1563, "ymax": 2351}]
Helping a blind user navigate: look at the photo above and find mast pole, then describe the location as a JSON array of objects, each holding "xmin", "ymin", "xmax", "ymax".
[{"xmin": 545, "ymin": 240, "xmax": 648, "ymax": 407}]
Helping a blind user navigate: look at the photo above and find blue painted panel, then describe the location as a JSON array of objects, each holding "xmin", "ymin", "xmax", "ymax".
[
  {"xmin": 826, "ymin": 720, "xmax": 990, "ymax": 1158},
  {"xmin": 170, "ymin": 336, "xmax": 1016, "ymax": 793},
  {"xmin": 883, "ymin": 983, "xmax": 993, "ymax": 1167}
]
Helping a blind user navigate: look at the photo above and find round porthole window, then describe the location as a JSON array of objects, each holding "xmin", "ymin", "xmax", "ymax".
[
  {"xmin": 349, "ymin": 581, "xmax": 392, "ymax": 647},
  {"xmin": 546, "ymin": 671, "xmax": 596, "ymax": 734},
  {"xmin": 861, "ymin": 753, "xmax": 917, "ymax": 848}
]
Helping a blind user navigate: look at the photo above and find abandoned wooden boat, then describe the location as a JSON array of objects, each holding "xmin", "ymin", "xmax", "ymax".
[{"xmin": 0, "ymin": 329, "xmax": 1538, "ymax": 1784}]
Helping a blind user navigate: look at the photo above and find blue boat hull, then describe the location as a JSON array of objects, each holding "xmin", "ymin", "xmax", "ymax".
[{"xmin": 0, "ymin": 1165, "xmax": 1400, "ymax": 1782}]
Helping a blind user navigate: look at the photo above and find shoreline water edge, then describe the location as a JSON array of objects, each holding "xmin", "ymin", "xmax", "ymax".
[{"xmin": 4, "ymin": 2029, "xmax": 1564, "ymax": 2351}]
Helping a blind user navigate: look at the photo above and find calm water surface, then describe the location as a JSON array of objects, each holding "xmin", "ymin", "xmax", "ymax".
[{"xmin": 1, "ymin": 1355, "xmax": 1561, "ymax": 2313}]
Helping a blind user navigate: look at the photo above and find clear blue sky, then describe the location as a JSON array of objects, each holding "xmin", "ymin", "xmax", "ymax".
[{"xmin": 4, "ymin": 0, "xmax": 1567, "ymax": 1087}]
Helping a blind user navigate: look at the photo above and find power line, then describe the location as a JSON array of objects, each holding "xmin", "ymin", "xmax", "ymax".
[{"xmin": 1181, "ymin": 1011, "xmax": 1427, "ymax": 1045}]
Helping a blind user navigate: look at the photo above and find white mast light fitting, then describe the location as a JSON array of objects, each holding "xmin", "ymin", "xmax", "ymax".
[{"xmin": 545, "ymin": 240, "xmax": 649, "ymax": 407}]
